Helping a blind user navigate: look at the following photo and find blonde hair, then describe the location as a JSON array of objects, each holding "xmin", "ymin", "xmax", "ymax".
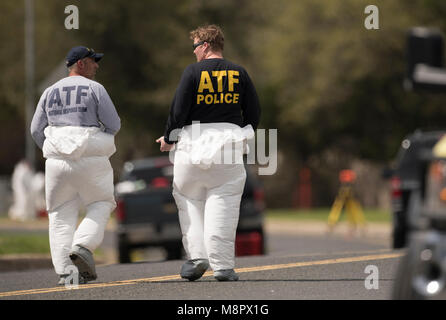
[{"xmin": 190, "ymin": 24, "xmax": 224, "ymax": 52}]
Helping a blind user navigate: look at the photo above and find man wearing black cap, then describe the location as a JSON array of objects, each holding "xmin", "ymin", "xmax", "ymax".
[
  {"xmin": 66, "ymin": 46, "xmax": 103, "ymax": 79},
  {"xmin": 30, "ymin": 46, "xmax": 120, "ymax": 285}
]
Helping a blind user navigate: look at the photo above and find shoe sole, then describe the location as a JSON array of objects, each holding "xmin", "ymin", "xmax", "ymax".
[
  {"xmin": 215, "ymin": 276, "xmax": 239, "ymax": 281},
  {"xmin": 69, "ymin": 252, "xmax": 97, "ymax": 281},
  {"xmin": 214, "ymin": 271, "xmax": 239, "ymax": 281}
]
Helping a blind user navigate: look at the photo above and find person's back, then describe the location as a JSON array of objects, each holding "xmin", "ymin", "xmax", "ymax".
[
  {"xmin": 41, "ymin": 76, "xmax": 118, "ymax": 130},
  {"xmin": 31, "ymin": 72, "xmax": 120, "ymax": 152},
  {"xmin": 157, "ymin": 25, "xmax": 261, "ymax": 282},
  {"xmin": 30, "ymin": 46, "xmax": 120, "ymax": 285},
  {"xmin": 184, "ymin": 58, "xmax": 256, "ymax": 126}
]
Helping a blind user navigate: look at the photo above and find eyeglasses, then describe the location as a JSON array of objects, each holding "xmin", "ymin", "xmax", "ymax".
[{"xmin": 192, "ymin": 41, "xmax": 206, "ymax": 50}]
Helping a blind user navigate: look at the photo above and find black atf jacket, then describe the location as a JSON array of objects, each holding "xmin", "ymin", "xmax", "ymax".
[{"xmin": 164, "ymin": 58, "xmax": 261, "ymax": 144}]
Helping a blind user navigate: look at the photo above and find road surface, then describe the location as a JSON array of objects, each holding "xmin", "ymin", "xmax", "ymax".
[{"xmin": 0, "ymin": 221, "xmax": 403, "ymax": 301}]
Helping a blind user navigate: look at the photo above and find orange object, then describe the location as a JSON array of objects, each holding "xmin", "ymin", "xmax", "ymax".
[
  {"xmin": 339, "ymin": 170, "xmax": 356, "ymax": 183},
  {"xmin": 440, "ymin": 188, "xmax": 446, "ymax": 202}
]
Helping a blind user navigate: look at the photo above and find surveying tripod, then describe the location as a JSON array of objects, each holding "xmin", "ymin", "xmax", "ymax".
[{"xmin": 327, "ymin": 170, "xmax": 366, "ymax": 232}]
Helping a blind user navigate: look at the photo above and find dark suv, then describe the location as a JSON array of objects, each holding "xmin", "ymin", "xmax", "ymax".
[
  {"xmin": 386, "ymin": 130, "xmax": 446, "ymax": 248},
  {"xmin": 114, "ymin": 156, "xmax": 266, "ymax": 263}
]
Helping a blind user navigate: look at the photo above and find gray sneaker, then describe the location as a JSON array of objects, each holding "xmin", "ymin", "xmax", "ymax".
[
  {"xmin": 180, "ymin": 259, "xmax": 209, "ymax": 281},
  {"xmin": 57, "ymin": 273, "xmax": 87, "ymax": 286},
  {"xmin": 69, "ymin": 245, "xmax": 97, "ymax": 281},
  {"xmin": 214, "ymin": 269, "xmax": 239, "ymax": 281}
]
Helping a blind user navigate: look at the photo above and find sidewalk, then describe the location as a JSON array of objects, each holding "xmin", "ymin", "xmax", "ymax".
[
  {"xmin": 0, "ymin": 217, "xmax": 115, "ymax": 272},
  {"xmin": 265, "ymin": 219, "xmax": 391, "ymax": 247},
  {"xmin": 266, "ymin": 219, "xmax": 390, "ymax": 236},
  {"xmin": 0, "ymin": 216, "xmax": 117, "ymax": 232}
]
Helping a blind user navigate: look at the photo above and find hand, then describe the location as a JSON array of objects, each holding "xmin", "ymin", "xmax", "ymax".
[{"xmin": 156, "ymin": 136, "xmax": 174, "ymax": 152}]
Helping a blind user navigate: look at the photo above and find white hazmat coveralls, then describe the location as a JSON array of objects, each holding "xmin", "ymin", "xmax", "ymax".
[
  {"xmin": 172, "ymin": 122, "xmax": 254, "ymax": 271},
  {"xmin": 30, "ymin": 74, "xmax": 120, "ymax": 276},
  {"xmin": 43, "ymin": 126, "xmax": 116, "ymax": 275},
  {"xmin": 8, "ymin": 160, "xmax": 35, "ymax": 221}
]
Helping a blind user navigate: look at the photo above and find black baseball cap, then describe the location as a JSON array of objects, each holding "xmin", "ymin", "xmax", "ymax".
[{"xmin": 66, "ymin": 46, "xmax": 104, "ymax": 67}]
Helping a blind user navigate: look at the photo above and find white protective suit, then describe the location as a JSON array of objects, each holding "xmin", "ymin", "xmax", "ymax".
[
  {"xmin": 172, "ymin": 122, "xmax": 254, "ymax": 271},
  {"xmin": 43, "ymin": 126, "xmax": 116, "ymax": 275},
  {"xmin": 8, "ymin": 160, "xmax": 35, "ymax": 221}
]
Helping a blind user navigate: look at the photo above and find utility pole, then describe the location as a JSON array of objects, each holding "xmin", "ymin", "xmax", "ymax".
[{"xmin": 25, "ymin": 0, "xmax": 35, "ymax": 169}]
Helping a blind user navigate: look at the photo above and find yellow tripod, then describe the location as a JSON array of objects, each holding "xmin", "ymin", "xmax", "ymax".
[{"xmin": 327, "ymin": 184, "xmax": 366, "ymax": 232}]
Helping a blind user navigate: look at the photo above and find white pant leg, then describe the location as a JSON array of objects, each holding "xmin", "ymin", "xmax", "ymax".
[
  {"xmin": 204, "ymin": 164, "xmax": 246, "ymax": 271},
  {"xmin": 71, "ymin": 157, "xmax": 116, "ymax": 252},
  {"xmin": 48, "ymin": 197, "xmax": 80, "ymax": 275},
  {"xmin": 73, "ymin": 201, "xmax": 114, "ymax": 251},
  {"xmin": 173, "ymin": 160, "xmax": 208, "ymax": 260},
  {"xmin": 173, "ymin": 189, "xmax": 207, "ymax": 260},
  {"xmin": 46, "ymin": 157, "xmax": 115, "ymax": 273},
  {"xmin": 46, "ymin": 158, "xmax": 81, "ymax": 275}
]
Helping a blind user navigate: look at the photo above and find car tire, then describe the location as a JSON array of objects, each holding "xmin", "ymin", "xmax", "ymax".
[
  {"xmin": 118, "ymin": 236, "xmax": 132, "ymax": 263},
  {"xmin": 393, "ymin": 234, "xmax": 429, "ymax": 300},
  {"xmin": 393, "ymin": 226, "xmax": 407, "ymax": 249},
  {"xmin": 254, "ymin": 228, "xmax": 266, "ymax": 254},
  {"xmin": 165, "ymin": 243, "xmax": 183, "ymax": 260},
  {"xmin": 392, "ymin": 211, "xmax": 407, "ymax": 249}
]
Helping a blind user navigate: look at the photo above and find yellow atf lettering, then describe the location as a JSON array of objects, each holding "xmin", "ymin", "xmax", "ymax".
[
  {"xmin": 198, "ymin": 71, "xmax": 214, "ymax": 93},
  {"xmin": 197, "ymin": 93, "xmax": 241, "ymax": 105},
  {"xmin": 205, "ymin": 94, "xmax": 213, "ymax": 104},
  {"xmin": 212, "ymin": 70, "xmax": 227, "ymax": 92},
  {"xmin": 224, "ymin": 93, "xmax": 232, "ymax": 103},
  {"xmin": 228, "ymin": 70, "xmax": 239, "ymax": 92}
]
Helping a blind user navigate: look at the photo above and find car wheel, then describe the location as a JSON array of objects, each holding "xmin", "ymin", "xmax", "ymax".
[
  {"xmin": 393, "ymin": 226, "xmax": 407, "ymax": 249},
  {"xmin": 393, "ymin": 233, "xmax": 431, "ymax": 300},
  {"xmin": 165, "ymin": 243, "xmax": 183, "ymax": 260},
  {"xmin": 393, "ymin": 211, "xmax": 407, "ymax": 248},
  {"xmin": 118, "ymin": 236, "xmax": 132, "ymax": 263}
]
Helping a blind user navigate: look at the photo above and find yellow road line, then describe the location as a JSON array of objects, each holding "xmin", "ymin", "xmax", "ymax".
[{"xmin": 0, "ymin": 252, "xmax": 403, "ymax": 298}]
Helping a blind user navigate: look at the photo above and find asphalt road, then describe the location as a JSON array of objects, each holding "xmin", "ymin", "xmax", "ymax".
[{"xmin": 0, "ymin": 222, "xmax": 404, "ymax": 302}]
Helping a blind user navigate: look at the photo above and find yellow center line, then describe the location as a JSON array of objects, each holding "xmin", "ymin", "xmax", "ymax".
[{"xmin": 0, "ymin": 252, "xmax": 403, "ymax": 298}]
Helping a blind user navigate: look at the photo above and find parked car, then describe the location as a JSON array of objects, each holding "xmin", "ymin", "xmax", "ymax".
[
  {"xmin": 392, "ymin": 143, "xmax": 446, "ymax": 299},
  {"xmin": 114, "ymin": 156, "xmax": 266, "ymax": 263},
  {"xmin": 385, "ymin": 130, "xmax": 446, "ymax": 248}
]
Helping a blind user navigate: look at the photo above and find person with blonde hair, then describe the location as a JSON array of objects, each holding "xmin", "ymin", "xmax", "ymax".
[{"xmin": 157, "ymin": 25, "xmax": 261, "ymax": 281}]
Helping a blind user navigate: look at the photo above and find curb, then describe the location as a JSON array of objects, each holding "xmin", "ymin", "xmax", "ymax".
[{"xmin": 0, "ymin": 254, "xmax": 53, "ymax": 272}]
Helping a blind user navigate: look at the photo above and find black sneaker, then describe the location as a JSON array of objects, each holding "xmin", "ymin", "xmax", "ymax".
[
  {"xmin": 69, "ymin": 245, "xmax": 97, "ymax": 281},
  {"xmin": 214, "ymin": 269, "xmax": 239, "ymax": 281},
  {"xmin": 180, "ymin": 259, "xmax": 209, "ymax": 281}
]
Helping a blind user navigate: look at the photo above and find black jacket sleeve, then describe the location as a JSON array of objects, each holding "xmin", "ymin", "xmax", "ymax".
[
  {"xmin": 163, "ymin": 66, "xmax": 195, "ymax": 144},
  {"xmin": 241, "ymin": 70, "xmax": 261, "ymax": 130}
]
